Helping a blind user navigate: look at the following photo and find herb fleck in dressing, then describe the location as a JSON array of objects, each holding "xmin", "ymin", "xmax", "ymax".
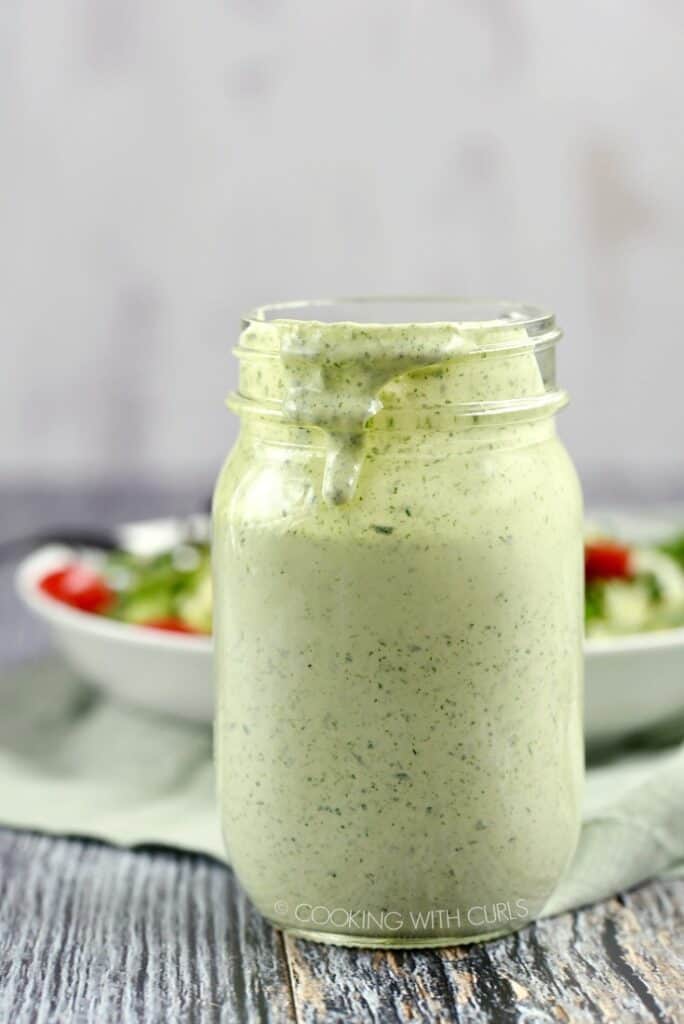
[{"xmin": 214, "ymin": 302, "xmax": 584, "ymax": 947}]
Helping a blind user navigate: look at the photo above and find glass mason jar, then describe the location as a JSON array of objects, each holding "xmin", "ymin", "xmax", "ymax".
[{"xmin": 213, "ymin": 298, "xmax": 584, "ymax": 948}]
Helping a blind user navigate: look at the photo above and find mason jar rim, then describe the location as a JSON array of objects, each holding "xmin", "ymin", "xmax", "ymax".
[
  {"xmin": 232, "ymin": 296, "xmax": 567, "ymax": 428},
  {"xmin": 242, "ymin": 296, "xmax": 559, "ymax": 341}
]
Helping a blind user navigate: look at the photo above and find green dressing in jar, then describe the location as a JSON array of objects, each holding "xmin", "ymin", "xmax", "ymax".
[{"xmin": 213, "ymin": 298, "xmax": 584, "ymax": 947}]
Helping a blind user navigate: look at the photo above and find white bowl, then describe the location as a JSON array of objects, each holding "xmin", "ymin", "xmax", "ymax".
[
  {"xmin": 15, "ymin": 519, "xmax": 213, "ymax": 723},
  {"xmin": 584, "ymin": 630, "xmax": 684, "ymax": 745},
  {"xmin": 15, "ymin": 515, "xmax": 684, "ymax": 741}
]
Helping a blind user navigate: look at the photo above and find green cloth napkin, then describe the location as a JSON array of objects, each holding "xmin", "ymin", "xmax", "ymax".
[{"xmin": 1, "ymin": 659, "xmax": 682, "ymax": 918}]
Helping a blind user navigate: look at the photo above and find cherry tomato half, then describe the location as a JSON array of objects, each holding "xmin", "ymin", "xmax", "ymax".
[
  {"xmin": 585, "ymin": 542, "xmax": 632, "ymax": 582},
  {"xmin": 40, "ymin": 564, "xmax": 115, "ymax": 613}
]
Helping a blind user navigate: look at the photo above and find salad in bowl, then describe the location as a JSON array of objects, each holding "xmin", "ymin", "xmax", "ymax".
[
  {"xmin": 585, "ymin": 531, "xmax": 684, "ymax": 636},
  {"xmin": 37, "ymin": 541, "xmax": 213, "ymax": 636}
]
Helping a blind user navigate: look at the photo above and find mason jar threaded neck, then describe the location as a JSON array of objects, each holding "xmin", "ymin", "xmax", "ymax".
[{"xmin": 229, "ymin": 296, "xmax": 565, "ymax": 429}]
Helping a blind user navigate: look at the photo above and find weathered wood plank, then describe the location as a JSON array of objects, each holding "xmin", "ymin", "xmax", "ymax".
[
  {"xmin": 284, "ymin": 880, "xmax": 684, "ymax": 1024},
  {"xmin": 613, "ymin": 886, "xmax": 684, "ymax": 1022},
  {"xmin": 0, "ymin": 825, "xmax": 681, "ymax": 1024},
  {"xmin": 0, "ymin": 829, "xmax": 295, "ymax": 1024},
  {"xmin": 285, "ymin": 935, "xmax": 459, "ymax": 1023}
]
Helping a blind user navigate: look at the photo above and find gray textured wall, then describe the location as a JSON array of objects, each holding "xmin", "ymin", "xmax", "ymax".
[{"xmin": 1, "ymin": 1, "xmax": 683, "ymax": 501}]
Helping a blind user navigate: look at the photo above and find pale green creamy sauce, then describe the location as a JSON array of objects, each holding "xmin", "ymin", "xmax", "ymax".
[{"xmin": 214, "ymin": 320, "xmax": 584, "ymax": 942}]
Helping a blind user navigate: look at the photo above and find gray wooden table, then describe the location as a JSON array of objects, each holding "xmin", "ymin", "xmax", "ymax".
[{"xmin": 1, "ymin": 487, "xmax": 682, "ymax": 1024}]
